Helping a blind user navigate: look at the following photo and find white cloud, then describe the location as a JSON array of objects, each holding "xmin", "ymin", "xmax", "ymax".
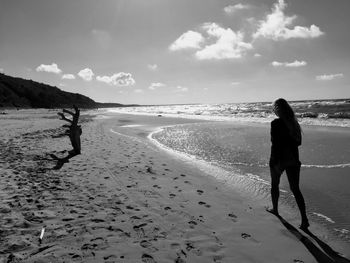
[
  {"xmin": 0, "ymin": 68, "xmax": 3, "ymax": 73},
  {"xmin": 254, "ymin": 53, "xmax": 262, "ymax": 57},
  {"xmin": 286, "ymin": 60, "xmax": 307, "ymax": 67},
  {"xmin": 149, "ymin": 82, "xmax": 165, "ymax": 90},
  {"xmin": 271, "ymin": 60, "xmax": 307, "ymax": 67},
  {"xmin": 175, "ymin": 86, "xmax": 189, "ymax": 92},
  {"xmin": 62, "ymin": 74, "xmax": 76, "ymax": 80},
  {"xmin": 224, "ymin": 4, "xmax": 250, "ymax": 14},
  {"xmin": 36, "ymin": 63, "xmax": 62, "ymax": 74},
  {"xmin": 316, "ymin": 73, "xmax": 343, "ymax": 81},
  {"xmin": 231, "ymin": 82, "xmax": 241, "ymax": 85},
  {"xmin": 78, "ymin": 68, "xmax": 94, "ymax": 81},
  {"xmin": 147, "ymin": 64, "xmax": 158, "ymax": 71},
  {"xmin": 254, "ymin": 0, "xmax": 324, "ymax": 40},
  {"xmin": 96, "ymin": 72, "xmax": 135, "ymax": 86},
  {"xmin": 195, "ymin": 23, "xmax": 252, "ymax": 60},
  {"xmin": 169, "ymin": 30, "xmax": 204, "ymax": 51},
  {"xmin": 271, "ymin": 61, "xmax": 283, "ymax": 67},
  {"xmin": 134, "ymin": 89, "xmax": 143, "ymax": 93},
  {"xmin": 169, "ymin": 23, "xmax": 252, "ymax": 60}
]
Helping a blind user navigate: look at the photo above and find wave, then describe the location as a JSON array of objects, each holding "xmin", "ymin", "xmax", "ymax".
[
  {"xmin": 312, "ymin": 212, "xmax": 336, "ymax": 224},
  {"xmin": 107, "ymin": 99, "xmax": 350, "ymax": 128},
  {"xmin": 302, "ymin": 163, "xmax": 350, "ymax": 169}
]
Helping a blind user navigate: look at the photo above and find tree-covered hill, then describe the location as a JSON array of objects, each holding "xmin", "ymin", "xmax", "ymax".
[{"xmin": 0, "ymin": 73, "xmax": 132, "ymax": 109}]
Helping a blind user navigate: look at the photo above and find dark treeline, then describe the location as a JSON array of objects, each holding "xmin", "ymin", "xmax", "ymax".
[{"xmin": 0, "ymin": 73, "xmax": 135, "ymax": 109}]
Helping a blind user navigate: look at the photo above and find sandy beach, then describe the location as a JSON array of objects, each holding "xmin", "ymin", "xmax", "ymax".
[{"xmin": 1, "ymin": 109, "xmax": 349, "ymax": 263}]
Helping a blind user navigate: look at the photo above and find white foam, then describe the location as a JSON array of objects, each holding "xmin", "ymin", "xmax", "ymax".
[
  {"xmin": 302, "ymin": 163, "xmax": 350, "ymax": 169},
  {"xmin": 334, "ymin": 228, "xmax": 350, "ymax": 234},
  {"xmin": 120, "ymin": 124, "xmax": 144, "ymax": 128},
  {"xmin": 246, "ymin": 173, "xmax": 270, "ymax": 186},
  {"xmin": 312, "ymin": 212, "xmax": 336, "ymax": 223},
  {"xmin": 106, "ymin": 105, "xmax": 350, "ymax": 128}
]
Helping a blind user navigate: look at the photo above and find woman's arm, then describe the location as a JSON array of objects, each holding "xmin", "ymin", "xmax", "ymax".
[
  {"xmin": 271, "ymin": 119, "xmax": 283, "ymax": 146},
  {"xmin": 270, "ymin": 120, "xmax": 284, "ymax": 166}
]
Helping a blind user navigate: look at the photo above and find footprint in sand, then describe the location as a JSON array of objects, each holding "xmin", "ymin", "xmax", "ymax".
[
  {"xmin": 175, "ymin": 256, "xmax": 187, "ymax": 263},
  {"xmin": 198, "ymin": 201, "xmax": 211, "ymax": 208},
  {"xmin": 126, "ymin": 205, "xmax": 140, "ymax": 211},
  {"xmin": 198, "ymin": 215, "xmax": 205, "ymax": 223},
  {"xmin": 196, "ymin": 190, "xmax": 204, "ymax": 195},
  {"xmin": 140, "ymin": 240, "xmax": 152, "ymax": 248},
  {"xmin": 140, "ymin": 240, "xmax": 158, "ymax": 252},
  {"xmin": 241, "ymin": 233, "xmax": 260, "ymax": 243},
  {"xmin": 90, "ymin": 218, "xmax": 105, "ymax": 223},
  {"xmin": 293, "ymin": 260, "xmax": 304, "ymax": 263},
  {"xmin": 69, "ymin": 253, "xmax": 83, "ymax": 262},
  {"xmin": 147, "ymin": 167, "xmax": 156, "ymax": 174},
  {"xmin": 188, "ymin": 220, "xmax": 198, "ymax": 229},
  {"xmin": 22, "ymin": 211, "xmax": 44, "ymax": 223},
  {"xmin": 170, "ymin": 243, "xmax": 181, "ymax": 249},
  {"xmin": 133, "ymin": 223, "xmax": 147, "ymax": 238},
  {"xmin": 169, "ymin": 193, "xmax": 176, "ymax": 198},
  {"xmin": 107, "ymin": 226, "xmax": 131, "ymax": 238},
  {"xmin": 185, "ymin": 241, "xmax": 201, "ymax": 256},
  {"xmin": 142, "ymin": 253, "xmax": 156, "ymax": 263},
  {"xmin": 104, "ymin": 254, "xmax": 118, "ymax": 261},
  {"xmin": 241, "ymin": 233, "xmax": 251, "ymax": 239},
  {"xmin": 228, "ymin": 213, "xmax": 238, "ymax": 222}
]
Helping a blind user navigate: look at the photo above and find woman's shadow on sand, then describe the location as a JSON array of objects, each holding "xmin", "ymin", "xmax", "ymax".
[{"xmin": 268, "ymin": 211, "xmax": 350, "ymax": 263}]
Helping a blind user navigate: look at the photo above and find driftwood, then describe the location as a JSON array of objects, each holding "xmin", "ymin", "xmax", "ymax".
[{"xmin": 57, "ymin": 105, "xmax": 82, "ymax": 156}]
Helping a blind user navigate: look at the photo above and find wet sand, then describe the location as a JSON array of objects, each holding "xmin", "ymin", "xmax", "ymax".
[{"xmin": 0, "ymin": 109, "xmax": 349, "ymax": 262}]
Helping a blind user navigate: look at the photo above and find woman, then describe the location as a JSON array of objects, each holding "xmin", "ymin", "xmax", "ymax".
[{"xmin": 268, "ymin": 98, "xmax": 309, "ymax": 230}]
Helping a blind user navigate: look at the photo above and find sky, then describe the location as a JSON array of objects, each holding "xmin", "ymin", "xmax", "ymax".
[{"xmin": 0, "ymin": 0, "xmax": 349, "ymax": 105}]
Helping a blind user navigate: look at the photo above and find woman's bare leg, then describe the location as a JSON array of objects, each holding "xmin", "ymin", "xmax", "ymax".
[
  {"xmin": 286, "ymin": 165, "xmax": 309, "ymax": 229},
  {"xmin": 269, "ymin": 166, "xmax": 282, "ymax": 215}
]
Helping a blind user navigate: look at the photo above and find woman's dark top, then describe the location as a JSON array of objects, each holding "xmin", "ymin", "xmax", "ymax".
[{"xmin": 269, "ymin": 118, "xmax": 301, "ymax": 167}]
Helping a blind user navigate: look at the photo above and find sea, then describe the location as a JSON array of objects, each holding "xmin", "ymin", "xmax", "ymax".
[{"xmin": 108, "ymin": 99, "xmax": 350, "ymax": 242}]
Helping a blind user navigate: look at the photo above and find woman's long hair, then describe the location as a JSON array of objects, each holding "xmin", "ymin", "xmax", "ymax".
[{"xmin": 273, "ymin": 98, "xmax": 302, "ymax": 144}]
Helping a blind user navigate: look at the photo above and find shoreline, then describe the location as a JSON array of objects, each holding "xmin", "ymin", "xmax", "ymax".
[
  {"xmin": 1, "ymin": 109, "xmax": 349, "ymax": 262},
  {"xmin": 145, "ymin": 114, "xmax": 350, "ymax": 244}
]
